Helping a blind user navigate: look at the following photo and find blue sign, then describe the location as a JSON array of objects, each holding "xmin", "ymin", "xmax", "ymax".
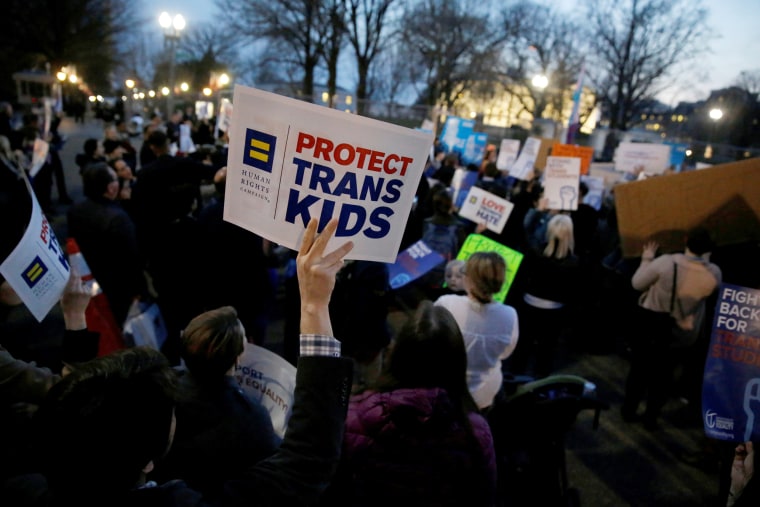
[
  {"xmin": 665, "ymin": 142, "xmax": 688, "ymax": 171},
  {"xmin": 439, "ymin": 117, "xmax": 475, "ymax": 155},
  {"xmin": 387, "ymin": 240, "xmax": 445, "ymax": 289},
  {"xmin": 243, "ymin": 128, "xmax": 277, "ymax": 173},
  {"xmin": 702, "ymin": 283, "xmax": 760, "ymax": 442},
  {"xmin": 461, "ymin": 132, "xmax": 488, "ymax": 166}
]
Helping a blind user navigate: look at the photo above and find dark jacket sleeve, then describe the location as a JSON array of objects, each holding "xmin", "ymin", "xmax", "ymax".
[
  {"xmin": 0, "ymin": 346, "xmax": 57, "ymax": 405},
  {"xmin": 220, "ymin": 356, "xmax": 353, "ymax": 506}
]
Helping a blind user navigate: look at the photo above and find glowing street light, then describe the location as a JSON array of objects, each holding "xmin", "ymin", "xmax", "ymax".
[
  {"xmin": 161, "ymin": 86, "xmax": 170, "ymax": 96},
  {"xmin": 56, "ymin": 71, "xmax": 67, "ymax": 81},
  {"xmin": 159, "ymin": 11, "xmax": 186, "ymax": 116},
  {"xmin": 202, "ymin": 87, "xmax": 213, "ymax": 97},
  {"xmin": 148, "ymin": 90, "xmax": 156, "ymax": 98},
  {"xmin": 125, "ymin": 79, "xmax": 135, "ymax": 90},
  {"xmin": 709, "ymin": 108, "xmax": 723, "ymax": 121},
  {"xmin": 531, "ymin": 74, "xmax": 549, "ymax": 89},
  {"xmin": 180, "ymin": 82, "xmax": 189, "ymax": 92},
  {"xmin": 218, "ymin": 73, "xmax": 230, "ymax": 87}
]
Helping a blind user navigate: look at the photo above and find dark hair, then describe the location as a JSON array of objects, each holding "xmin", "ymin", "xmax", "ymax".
[
  {"xmin": 147, "ymin": 129, "xmax": 169, "ymax": 149},
  {"xmin": 687, "ymin": 227, "xmax": 715, "ymax": 255},
  {"xmin": 181, "ymin": 306, "xmax": 245, "ymax": 382},
  {"xmin": 83, "ymin": 138, "xmax": 99, "ymax": 157},
  {"xmin": 36, "ymin": 347, "xmax": 179, "ymax": 498},
  {"xmin": 431, "ymin": 186, "xmax": 453, "ymax": 216},
  {"xmin": 465, "ymin": 252, "xmax": 505, "ymax": 303},
  {"xmin": 375, "ymin": 301, "xmax": 478, "ymax": 414},
  {"xmin": 82, "ymin": 162, "xmax": 115, "ymax": 200},
  {"xmin": 103, "ymin": 138, "xmax": 121, "ymax": 155}
]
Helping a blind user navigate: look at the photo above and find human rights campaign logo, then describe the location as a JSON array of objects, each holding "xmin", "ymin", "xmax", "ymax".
[
  {"xmin": 243, "ymin": 128, "xmax": 276, "ymax": 173},
  {"xmin": 22, "ymin": 256, "xmax": 48, "ymax": 288}
]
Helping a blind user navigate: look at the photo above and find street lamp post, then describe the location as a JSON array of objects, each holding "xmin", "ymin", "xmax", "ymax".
[
  {"xmin": 706, "ymin": 107, "xmax": 723, "ymax": 160},
  {"xmin": 159, "ymin": 11, "xmax": 185, "ymax": 119}
]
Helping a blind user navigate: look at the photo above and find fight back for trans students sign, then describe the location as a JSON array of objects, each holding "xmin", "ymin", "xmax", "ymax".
[
  {"xmin": 703, "ymin": 284, "xmax": 760, "ymax": 442},
  {"xmin": 224, "ymin": 85, "xmax": 433, "ymax": 262},
  {"xmin": 456, "ymin": 234, "xmax": 523, "ymax": 303}
]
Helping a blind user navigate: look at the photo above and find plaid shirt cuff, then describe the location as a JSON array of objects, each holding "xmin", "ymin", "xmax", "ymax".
[{"xmin": 300, "ymin": 334, "xmax": 341, "ymax": 357}]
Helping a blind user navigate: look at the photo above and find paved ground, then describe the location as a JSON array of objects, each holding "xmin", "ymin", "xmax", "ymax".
[{"xmin": 48, "ymin": 115, "xmax": 732, "ymax": 507}]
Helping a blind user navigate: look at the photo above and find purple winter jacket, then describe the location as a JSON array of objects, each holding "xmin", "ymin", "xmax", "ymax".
[{"xmin": 323, "ymin": 387, "xmax": 497, "ymax": 506}]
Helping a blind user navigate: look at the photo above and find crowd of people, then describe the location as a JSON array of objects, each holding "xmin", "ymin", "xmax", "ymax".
[{"xmin": 0, "ymin": 104, "xmax": 758, "ymax": 506}]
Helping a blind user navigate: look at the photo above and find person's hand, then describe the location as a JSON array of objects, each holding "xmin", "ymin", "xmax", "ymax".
[
  {"xmin": 537, "ymin": 196, "xmax": 549, "ymax": 211},
  {"xmin": 475, "ymin": 222, "xmax": 488, "ymax": 234},
  {"xmin": 61, "ymin": 268, "xmax": 91, "ymax": 331},
  {"xmin": 730, "ymin": 441, "xmax": 754, "ymax": 504},
  {"xmin": 297, "ymin": 218, "xmax": 353, "ymax": 335},
  {"xmin": 642, "ymin": 241, "xmax": 658, "ymax": 260}
]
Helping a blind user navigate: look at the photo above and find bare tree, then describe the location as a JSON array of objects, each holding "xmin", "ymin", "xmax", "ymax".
[
  {"xmin": 345, "ymin": 0, "xmax": 397, "ymax": 114},
  {"xmin": 500, "ymin": 1, "xmax": 586, "ymax": 124},
  {"xmin": 173, "ymin": 22, "xmax": 242, "ymax": 92},
  {"xmin": 217, "ymin": 0, "xmax": 328, "ymax": 100},
  {"xmin": 400, "ymin": 0, "xmax": 505, "ymax": 109},
  {"xmin": 321, "ymin": 0, "xmax": 347, "ymax": 107},
  {"xmin": 734, "ymin": 70, "xmax": 760, "ymax": 97},
  {"xmin": 584, "ymin": 0, "xmax": 710, "ymax": 130}
]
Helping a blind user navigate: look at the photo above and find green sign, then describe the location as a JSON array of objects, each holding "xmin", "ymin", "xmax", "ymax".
[{"xmin": 456, "ymin": 234, "xmax": 524, "ymax": 303}]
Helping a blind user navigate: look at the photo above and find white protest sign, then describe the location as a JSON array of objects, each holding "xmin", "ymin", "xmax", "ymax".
[
  {"xmin": 30, "ymin": 138, "xmax": 49, "ymax": 178},
  {"xmin": 509, "ymin": 137, "xmax": 541, "ymax": 180},
  {"xmin": 496, "ymin": 138, "xmax": 520, "ymax": 171},
  {"xmin": 179, "ymin": 123, "xmax": 196, "ymax": 154},
  {"xmin": 614, "ymin": 142, "xmax": 671, "ymax": 174},
  {"xmin": 235, "ymin": 343, "xmax": 296, "ymax": 439},
  {"xmin": 216, "ymin": 97, "xmax": 233, "ymax": 134},
  {"xmin": 0, "ymin": 176, "xmax": 70, "ymax": 321},
  {"xmin": 195, "ymin": 100, "xmax": 214, "ymax": 121},
  {"xmin": 224, "ymin": 85, "xmax": 433, "ymax": 263},
  {"xmin": 458, "ymin": 186, "xmax": 514, "ymax": 234},
  {"xmin": 543, "ymin": 156, "xmax": 581, "ymax": 211}
]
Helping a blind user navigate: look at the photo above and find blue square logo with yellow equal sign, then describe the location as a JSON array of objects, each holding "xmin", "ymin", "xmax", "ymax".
[
  {"xmin": 243, "ymin": 128, "xmax": 276, "ymax": 173},
  {"xmin": 22, "ymin": 256, "xmax": 48, "ymax": 288}
]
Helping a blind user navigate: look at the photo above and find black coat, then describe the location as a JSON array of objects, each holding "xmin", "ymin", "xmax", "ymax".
[{"xmin": 4, "ymin": 356, "xmax": 353, "ymax": 507}]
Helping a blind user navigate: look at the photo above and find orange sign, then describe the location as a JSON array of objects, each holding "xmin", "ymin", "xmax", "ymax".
[{"xmin": 551, "ymin": 143, "xmax": 594, "ymax": 175}]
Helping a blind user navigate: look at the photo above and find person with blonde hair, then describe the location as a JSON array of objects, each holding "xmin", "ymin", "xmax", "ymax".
[
  {"xmin": 435, "ymin": 252, "xmax": 519, "ymax": 410},
  {"xmin": 510, "ymin": 213, "xmax": 580, "ymax": 377}
]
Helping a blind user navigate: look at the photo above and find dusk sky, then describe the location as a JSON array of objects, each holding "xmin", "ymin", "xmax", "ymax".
[{"xmin": 149, "ymin": 0, "xmax": 760, "ymax": 106}]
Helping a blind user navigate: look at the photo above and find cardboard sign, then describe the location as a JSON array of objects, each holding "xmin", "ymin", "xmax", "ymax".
[
  {"xmin": 496, "ymin": 139, "xmax": 520, "ymax": 171},
  {"xmin": 387, "ymin": 240, "xmax": 446, "ymax": 289},
  {"xmin": 458, "ymin": 186, "xmax": 514, "ymax": 234},
  {"xmin": 223, "ymin": 85, "xmax": 433, "ymax": 263},
  {"xmin": 614, "ymin": 142, "xmax": 672, "ymax": 174},
  {"xmin": 235, "ymin": 343, "xmax": 296, "ymax": 439},
  {"xmin": 456, "ymin": 234, "xmax": 523, "ymax": 303},
  {"xmin": 551, "ymin": 143, "xmax": 594, "ymax": 175},
  {"xmin": 533, "ymin": 137, "xmax": 556, "ymax": 171},
  {"xmin": 614, "ymin": 158, "xmax": 760, "ymax": 257},
  {"xmin": 543, "ymin": 156, "xmax": 581, "ymax": 211},
  {"xmin": 0, "ymin": 175, "xmax": 70, "ymax": 321},
  {"xmin": 702, "ymin": 284, "xmax": 760, "ymax": 442},
  {"xmin": 510, "ymin": 137, "xmax": 542, "ymax": 180}
]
